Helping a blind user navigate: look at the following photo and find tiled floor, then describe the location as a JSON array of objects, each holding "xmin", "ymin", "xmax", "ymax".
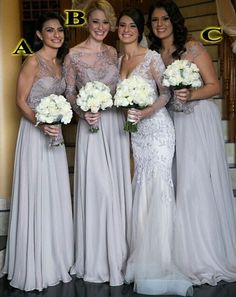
[{"xmin": 0, "ymin": 276, "xmax": 236, "ymax": 297}]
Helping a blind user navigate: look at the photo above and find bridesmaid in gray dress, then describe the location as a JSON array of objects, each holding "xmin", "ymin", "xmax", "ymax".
[
  {"xmin": 2, "ymin": 13, "xmax": 74, "ymax": 291},
  {"xmin": 147, "ymin": 0, "xmax": 236, "ymax": 286},
  {"xmin": 64, "ymin": 0, "xmax": 132, "ymax": 286}
]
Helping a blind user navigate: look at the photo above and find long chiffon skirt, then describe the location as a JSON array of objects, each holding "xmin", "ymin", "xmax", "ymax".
[
  {"xmin": 71, "ymin": 109, "xmax": 132, "ymax": 286},
  {"xmin": 3, "ymin": 118, "xmax": 74, "ymax": 291},
  {"xmin": 174, "ymin": 100, "xmax": 236, "ymax": 285}
]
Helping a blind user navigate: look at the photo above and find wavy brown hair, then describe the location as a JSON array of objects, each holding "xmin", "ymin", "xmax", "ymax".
[
  {"xmin": 33, "ymin": 12, "xmax": 69, "ymax": 62},
  {"xmin": 146, "ymin": 0, "xmax": 188, "ymax": 59}
]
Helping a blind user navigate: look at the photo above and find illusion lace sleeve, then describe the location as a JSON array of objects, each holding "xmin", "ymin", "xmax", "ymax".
[
  {"xmin": 150, "ymin": 51, "xmax": 170, "ymax": 105},
  {"xmin": 64, "ymin": 53, "xmax": 82, "ymax": 116},
  {"xmin": 185, "ymin": 40, "xmax": 206, "ymax": 60},
  {"xmin": 109, "ymin": 46, "xmax": 118, "ymax": 64}
]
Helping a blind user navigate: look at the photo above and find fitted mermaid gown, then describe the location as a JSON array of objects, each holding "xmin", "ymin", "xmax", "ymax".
[{"xmin": 121, "ymin": 49, "xmax": 193, "ymax": 296}]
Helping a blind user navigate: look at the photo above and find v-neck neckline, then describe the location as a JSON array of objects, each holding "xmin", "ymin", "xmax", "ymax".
[{"xmin": 119, "ymin": 49, "xmax": 149, "ymax": 80}]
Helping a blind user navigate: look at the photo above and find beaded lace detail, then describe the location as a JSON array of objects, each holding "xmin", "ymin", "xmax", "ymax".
[
  {"xmin": 64, "ymin": 45, "xmax": 119, "ymax": 113},
  {"xmin": 27, "ymin": 54, "xmax": 66, "ymax": 110},
  {"xmin": 132, "ymin": 109, "xmax": 175, "ymax": 198},
  {"xmin": 118, "ymin": 50, "xmax": 170, "ymax": 103},
  {"xmin": 119, "ymin": 50, "xmax": 175, "ymax": 197},
  {"xmin": 167, "ymin": 41, "xmax": 205, "ymax": 114}
]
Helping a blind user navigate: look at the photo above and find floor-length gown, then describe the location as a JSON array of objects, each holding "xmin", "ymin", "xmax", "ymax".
[
  {"xmin": 168, "ymin": 41, "xmax": 236, "ymax": 285},
  {"xmin": 2, "ymin": 55, "xmax": 74, "ymax": 291},
  {"xmin": 64, "ymin": 45, "xmax": 132, "ymax": 286},
  {"xmin": 123, "ymin": 50, "xmax": 193, "ymax": 296}
]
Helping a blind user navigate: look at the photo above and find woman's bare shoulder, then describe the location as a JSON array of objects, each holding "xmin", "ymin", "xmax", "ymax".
[{"xmin": 20, "ymin": 54, "xmax": 39, "ymax": 76}]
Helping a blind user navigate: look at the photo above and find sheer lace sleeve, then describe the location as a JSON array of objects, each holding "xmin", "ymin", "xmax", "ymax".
[
  {"xmin": 150, "ymin": 51, "xmax": 170, "ymax": 105},
  {"xmin": 185, "ymin": 40, "xmax": 206, "ymax": 61},
  {"xmin": 63, "ymin": 53, "xmax": 81, "ymax": 115},
  {"xmin": 108, "ymin": 46, "xmax": 118, "ymax": 65}
]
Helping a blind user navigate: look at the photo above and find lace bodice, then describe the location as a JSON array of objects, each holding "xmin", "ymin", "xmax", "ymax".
[
  {"xmin": 118, "ymin": 49, "xmax": 170, "ymax": 104},
  {"xmin": 119, "ymin": 50, "xmax": 175, "ymax": 187},
  {"xmin": 64, "ymin": 45, "xmax": 119, "ymax": 107},
  {"xmin": 27, "ymin": 54, "xmax": 66, "ymax": 110},
  {"xmin": 164, "ymin": 41, "xmax": 205, "ymax": 113},
  {"xmin": 162, "ymin": 40, "xmax": 205, "ymax": 66}
]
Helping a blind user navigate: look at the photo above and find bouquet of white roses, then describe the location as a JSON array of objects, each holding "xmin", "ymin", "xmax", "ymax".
[
  {"xmin": 35, "ymin": 94, "xmax": 73, "ymax": 146},
  {"xmin": 162, "ymin": 60, "xmax": 201, "ymax": 112},
  {"xmin": 114, "ymin": 75, "xmax": 155, "ymax": 132},
  {"xmin": 76, "ymin": 80, "xmax": 113, "ymax": 133},
  {"xmin": 162, "ymin": 59, "xmax": 201, "ymax": 89}
]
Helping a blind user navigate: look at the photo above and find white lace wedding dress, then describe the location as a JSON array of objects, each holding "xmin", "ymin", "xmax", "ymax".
[{"xmin": 121, "ymin": 50, "xmax": 193, "ymax": 296}]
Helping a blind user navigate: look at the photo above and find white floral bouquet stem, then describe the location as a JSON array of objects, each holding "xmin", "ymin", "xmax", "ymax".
[
  {"xmin": 170, "ymin": 84, "xmax": 192, "ymax": 112},
  {"xmin": 89, "ymin": 122, "xmax": 99, "ymax": 133},
  {"xmin": 124, "ymin": 120, "xmax": 137, "ymax": 133},
  {"xmin": 48, "ymin": 123, "xmax": 64, "ymax": 147},
  {"xmin": 124, "ymin": 105, "xmax": 144, "ymax": 133}
]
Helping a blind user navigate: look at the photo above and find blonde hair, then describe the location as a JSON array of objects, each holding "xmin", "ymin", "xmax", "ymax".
[{"xmin": 85, "ymin": 0, "xmax": 117, "ymax": 32}]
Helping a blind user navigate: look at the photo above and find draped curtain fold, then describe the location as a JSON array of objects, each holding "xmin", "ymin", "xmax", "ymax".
[
  {"xmin": 217, "ymin": 0, "xmax": 236, "ymax": 142},
  {"xmin": 216, "ymin": 0, "xmax": 236, "ymax": 37}
]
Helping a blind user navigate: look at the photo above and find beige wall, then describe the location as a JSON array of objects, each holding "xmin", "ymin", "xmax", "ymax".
[{"xmin": 0, "ymin": 0, "xmax": 22, "ymax": 200}]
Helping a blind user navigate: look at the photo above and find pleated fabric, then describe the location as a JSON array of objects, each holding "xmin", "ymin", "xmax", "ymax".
[{"xmin": 173, "ymin": 99, "xmax": 236, "ymax": 285}]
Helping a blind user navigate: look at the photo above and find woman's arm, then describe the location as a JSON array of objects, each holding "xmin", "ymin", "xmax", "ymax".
[
  {"xmin": 64, "ymin": 53, "xmax": 80, "ymax": 112},
  {"xmin": 175, "ymin": 41, "xmax": 220, "ymax": 102},
  {"xmin": 64, "ymin": 52, "xmax": 100, "ymax": 124},
  {"xmin": 16, "ymin": 56, "xmax": 38, "ymax": 124}
]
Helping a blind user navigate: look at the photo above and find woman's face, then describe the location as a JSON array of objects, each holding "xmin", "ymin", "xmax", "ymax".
[
  {"xmin": 37, "ymin": 19, "xmax": 64, "ymax": 49},
  {"xmin": 151, "ymin": 8, "xmax": 173, "ymax": 40},
  {"xmin": 118, "ymin": 15, "xmax": 139, "ymax": 44},
  {"xmin": 87, "ymin": 9, "xmax": 110, "ymax": 41}
]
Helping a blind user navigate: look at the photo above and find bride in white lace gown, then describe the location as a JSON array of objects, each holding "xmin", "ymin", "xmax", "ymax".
[{"xmin": 117, "ymin": 8, "xmax": 193, "ymax": 296}]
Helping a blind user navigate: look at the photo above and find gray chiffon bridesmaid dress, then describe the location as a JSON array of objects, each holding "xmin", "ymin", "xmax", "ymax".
[
  {"xmin": 64, "ymin": 45, "xmax": 132, "ymax": 286},
  {"xmin": 2, "ymin": 54, "xmax": 74, "ymax": 291},
  {"xmin": 168, "ymin": 42, "xmax": 236, "ymax": 285}
]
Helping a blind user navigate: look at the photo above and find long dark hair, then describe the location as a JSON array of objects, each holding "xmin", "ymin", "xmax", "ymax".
[
  {"xmin": 146, "ymin": 0, "xmax": 187, "ymax": 59},
  {"xmin": 117, "ymin": 8, "xmax": 145, "ymax": 43},
  {"xmin": 33, "ymin": 12, "xmax": 69, "ymax": 62}
]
